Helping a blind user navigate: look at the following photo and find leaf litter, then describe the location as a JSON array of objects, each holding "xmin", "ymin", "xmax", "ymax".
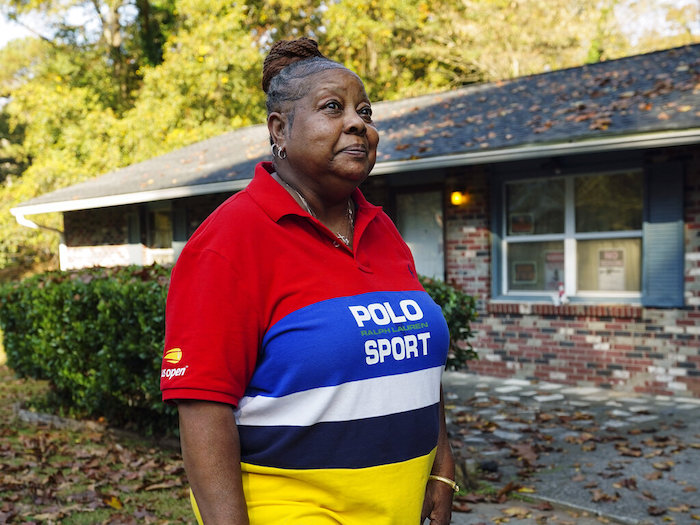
[
  {"xmin": 446, "ymin": 385, "xmax": 700, "ymax": 523},
  {"xmin": 0, "ymin": 366, "xmax": 190, "ymax": 524}
]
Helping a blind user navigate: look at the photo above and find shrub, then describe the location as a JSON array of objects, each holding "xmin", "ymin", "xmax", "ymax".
[
  {"xmin": 420, "ymin": 276, "xmax": 479, "ymax": 369},
  {"xmin": 0, "ymin": 265, "xmax": 478, "ymax": 436},
  {"xmin": 0, "ymin": 265, "xmax": 176, "ymax": 435}
]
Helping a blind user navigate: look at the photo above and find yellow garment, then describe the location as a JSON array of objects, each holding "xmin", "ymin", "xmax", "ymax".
[{"xmin": 190, "ymin": 449, "xmax": 435, "ymax": 524}]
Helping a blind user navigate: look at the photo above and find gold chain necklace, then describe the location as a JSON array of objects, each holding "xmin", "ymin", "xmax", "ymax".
[{"xmin": 278, "ymin": 175, "xmax": 354, "ymax": 247}]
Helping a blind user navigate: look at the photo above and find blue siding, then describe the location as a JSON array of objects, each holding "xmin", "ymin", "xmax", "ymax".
[{"xmin": 642, "ymin": 163, "xmax": 684, "ymax": 308}]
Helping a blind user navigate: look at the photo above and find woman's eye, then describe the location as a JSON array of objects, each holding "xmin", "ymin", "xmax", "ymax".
[
  {"xmin": 325, "ymin": 101, "xmax": 341, "ymax": 110},
  {"xmin": 360, "ymin": 107, "xmax": 373, "ymax": 120}
]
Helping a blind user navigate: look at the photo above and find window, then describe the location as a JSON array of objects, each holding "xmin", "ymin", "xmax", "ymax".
[
  {"xmin": 493, "ymin": 162, "xmax": 684, "ymax": 307},
  {"xmin": 147, "ymin": 208, "xmax": 173, "ymax": 249},
  {"xmin": 502, "ymin": 171, "xmax": 643, "ymax": 299}
]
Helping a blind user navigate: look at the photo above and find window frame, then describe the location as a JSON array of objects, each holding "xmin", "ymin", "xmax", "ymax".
[{"xmin": 498, "ymin": 169, "xmax": 645, "ymax": 303}]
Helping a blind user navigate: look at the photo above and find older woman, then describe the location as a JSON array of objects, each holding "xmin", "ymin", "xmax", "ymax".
[{"xmin": 160, "ymin": 38, "xmax": 456, "ymax": 525}]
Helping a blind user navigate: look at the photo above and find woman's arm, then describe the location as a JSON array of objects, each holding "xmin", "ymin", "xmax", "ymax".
[
  {"xmin": 178, "ymin": 400, "xmax": 250, "ymax": 525},
  {"xmin": 421, "ymin": 388, "xmax": 455, "ymax": 525}
]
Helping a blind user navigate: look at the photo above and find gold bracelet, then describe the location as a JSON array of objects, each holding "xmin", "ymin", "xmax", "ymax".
[{"xmin": 428, "ymin": 474, "xmax": 459, "ymax": 492}]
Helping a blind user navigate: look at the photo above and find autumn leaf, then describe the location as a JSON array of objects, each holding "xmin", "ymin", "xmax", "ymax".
[
  {"xmin": 652, "ymin": 461, "xmax": 674, "ymax": 471},
  {"xmin": 496, "ymin": 480, "xmax": 521, "ymax": 501},
  {"xmin": 590, "ymin": 489, "xmax": 619, "ymax": 502},
  {"xmin": 647, "ymin": 506, "xmax": 666, "ymax": 516},
  {"xmin": 502, "ymin": 506, "xmax": 531, "ymax": 519},
  {"xmin": 509, "ymin": 443, "xmax": 538, "ymax": 464},
  {"xmin": 143, "ymin": 479, "xmax": 183, "ymax": 491},
  {"xmin": 103, "ymin": 495, "xmax": 124, "ymax": 509},
  {"xmin": 517, "ymin": 486, "xmax": 536, "ymax": 493},
  {"xmin": 452, "ymin": 502, "xmax": 472, "ymax": 513},
  {"xmin": 616, "ymin": 444, "xmax": 643, "ymax": 457},
  {"xmin": 533, "ymin": 501, "xmax": 554, "ymax": 511},
  {"xmin": 613, "ymin": 478, "xmax": 637, "ymax": 490}
]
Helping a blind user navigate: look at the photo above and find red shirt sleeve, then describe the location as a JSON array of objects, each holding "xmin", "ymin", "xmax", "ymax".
[{"xmin": 160, "ymin": 246, "xmax": 262, "ymax": 406}]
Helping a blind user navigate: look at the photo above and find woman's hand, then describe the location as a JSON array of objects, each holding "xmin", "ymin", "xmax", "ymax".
[
  {"xmin": 421, "ymin": 477, "xmax": 454, "ymax": 525},
  {"xmin": 421, "ymin": 387, "xmax": 455, "ymax": 525}
]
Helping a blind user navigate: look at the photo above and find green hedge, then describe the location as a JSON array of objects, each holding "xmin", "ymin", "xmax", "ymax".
[
  {"xmin": 0, "ymin": 266, "xmax": 477, "ymax": 435},
  {"xmin": 419, "ymin": 276, "xmax": 479, "ymax": 369},
  {"xmin": 0, "ymin": 265, "xmax": 175, "ymax": 435}
]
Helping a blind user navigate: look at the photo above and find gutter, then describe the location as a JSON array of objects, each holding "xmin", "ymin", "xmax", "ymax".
[
  {"xmin": 371, "ymin": 128, "xmax": 700, "ymax": 174},
  {"xmin": 10, "ymin": 128, "xmax": 700, "ymax": 223},
  {"xmin": 11, "ymin": 212, "xmax": 63, "ymax": 234}
]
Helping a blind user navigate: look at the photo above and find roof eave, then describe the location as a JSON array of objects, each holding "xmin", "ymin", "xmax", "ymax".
[
  {"xmin": 371, "ymin": 128, "xmax": 700, "ymax": 175},
  {"xmin": 11, "ymin": 128, "xmax": 700, "ymax": 220}
]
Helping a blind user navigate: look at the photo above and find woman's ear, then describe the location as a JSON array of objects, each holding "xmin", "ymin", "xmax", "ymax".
[{"xmin": 267, "ymin": 112, "xmax": 286, "ymax": 149}]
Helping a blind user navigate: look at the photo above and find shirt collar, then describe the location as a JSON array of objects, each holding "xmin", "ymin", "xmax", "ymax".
[{"xmin": 247, "ymin": 161, "xmax": 381, "ymax": 224}]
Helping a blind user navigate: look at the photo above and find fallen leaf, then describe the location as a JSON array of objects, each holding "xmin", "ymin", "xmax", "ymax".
[
  {"xmin": 502, "ymin": 506, "xmax": 531, "ymax": 519},
  {"xmin": 648, "ymin": 506, "xmax": 666, "ymax": 516},
  {"xmin": 616, "ymin": 445, "xmax": 642, "ymax": 457},
  {"xmin": 590, "ymin": 489, "xmax": 619, "ymax": 502},
  {"xmin": 652, "ymin": 461, "xmax": 674, "ymax": 471},
  {"xmin": 613, "ymin": 478, "xmax": 637, "ymax": 490},
  {"xmin": 533, "ymin": 501, "xmax": 554, "ymax": 511},
  {"xmin": 510, "ymin": 443, "xmax": 538, "ymax": 464},
  {"xmin": 143, "ymin": 479, "xmax": 183, "ymax": 491},
  {"xmin": 103, "ymin": 495, "xmax": 123, "ymax": 509},
  {"xmin": 496, "ymin": 480, "xmax": 521, "ymax": 500},
  {"xmin": 452, "ymin": 502, "xmax": 472, "ymax": 513}
]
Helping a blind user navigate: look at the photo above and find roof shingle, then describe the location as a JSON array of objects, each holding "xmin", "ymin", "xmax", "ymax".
[{"xmin": 15, "ymin": 44, "xmax": 700, "ymax": 210}]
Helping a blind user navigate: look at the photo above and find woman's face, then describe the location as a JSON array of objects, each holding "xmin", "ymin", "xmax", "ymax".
[{"xmin": 277, "ymin": 68, "xmax": 379, "ymax": 197}]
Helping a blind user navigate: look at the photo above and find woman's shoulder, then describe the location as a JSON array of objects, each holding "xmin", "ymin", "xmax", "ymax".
[{"xmin": 184, "ymin": 190, "xmax": 264, "ymax": 252}]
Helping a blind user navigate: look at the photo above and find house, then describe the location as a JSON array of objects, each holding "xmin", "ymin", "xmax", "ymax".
[{"xmin": 11, "ymin": 44, "xmax": 700, "ymax": 397}]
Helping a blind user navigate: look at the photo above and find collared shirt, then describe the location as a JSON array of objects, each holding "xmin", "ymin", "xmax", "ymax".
[{"xmin": 161, "ymin": 161, "xmax": 449, "ymax": 524}]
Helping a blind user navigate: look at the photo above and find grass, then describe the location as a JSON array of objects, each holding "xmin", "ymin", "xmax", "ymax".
[{"xmin": 0, "ymin": 365, "xmax": 195, "ymax": 524}]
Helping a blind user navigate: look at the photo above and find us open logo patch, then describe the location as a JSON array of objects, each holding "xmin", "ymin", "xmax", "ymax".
[{"xmin": 164, "ymin": 347, "xmax": 182, "ymax": 364}]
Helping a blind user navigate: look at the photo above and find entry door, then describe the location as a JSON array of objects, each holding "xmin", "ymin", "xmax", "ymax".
[{"xmin": 396, "ymin": 190, "xmax": 444, "ymax": 280}]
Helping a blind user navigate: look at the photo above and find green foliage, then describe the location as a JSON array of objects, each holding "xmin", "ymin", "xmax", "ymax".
[
  {"xmin": 0, "ymin": 265, "xmax": 176, "ymax": 435},
  {"xmin": 420, "ymin": 276, "xmax": 478, "ymax": 369}
]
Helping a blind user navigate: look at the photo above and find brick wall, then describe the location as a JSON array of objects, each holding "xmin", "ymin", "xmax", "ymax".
[
  {"xmin": 446, "ymin": 149, "xmax": 700, "ymax": 398},
  {"xmin": 64, "ymin": 207, "xmax": 131, "ymax": 246}
]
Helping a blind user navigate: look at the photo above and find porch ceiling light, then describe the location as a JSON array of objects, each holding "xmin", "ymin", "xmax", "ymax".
[{"xmin": 450, "ymin": 190, "xmax": 469, "ymax": 206}]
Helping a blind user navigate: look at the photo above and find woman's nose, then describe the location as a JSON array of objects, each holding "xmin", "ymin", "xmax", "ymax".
[{"xmin": 345, "ymin": 111, "xmax": 367, "ymax": 135}]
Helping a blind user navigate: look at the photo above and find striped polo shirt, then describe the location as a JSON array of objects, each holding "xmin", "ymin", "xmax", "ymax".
[{"xmin": 161, "ymin": 162, "xmax": 450, "ymax": 524}]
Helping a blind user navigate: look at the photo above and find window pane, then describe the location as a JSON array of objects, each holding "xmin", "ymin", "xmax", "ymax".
[
  {"xmin": 575, "ymin": 173, "xmax": 642, "ymax": 232},
  {"xmin": 577, "ymin": 238, "xmax": 641, "ymax": 292},
  {"xmin": 506, "ymin": 179, "xmax": 564, "ymax": 235},
  {"xmin": 508, "ymin": 241, "xmax": 564, "ymax": 291},
  {"xmin": 148, "ymin": 210, "xmax": 173, "ymax": 249}
]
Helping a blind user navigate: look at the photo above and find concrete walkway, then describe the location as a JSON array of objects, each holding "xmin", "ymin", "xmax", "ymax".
[{"xmin": 440, "ymin": 371, "xmax": 700, "ymax": 525}]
